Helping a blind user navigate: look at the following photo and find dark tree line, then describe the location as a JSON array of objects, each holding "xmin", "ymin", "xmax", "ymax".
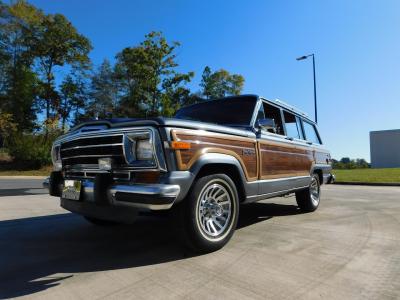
[
  {"xmin": 332, "ymin": 158, "xmax": 370, "ymax": 169},
  {"xmin": 0, "ymin": 0, "xmax": 245, "ymax": 140}
]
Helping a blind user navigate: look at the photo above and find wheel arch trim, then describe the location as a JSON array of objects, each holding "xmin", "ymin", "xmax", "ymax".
[{"xmin": 188, "ymin": 153, "xmax": 252, "ymax": 201}]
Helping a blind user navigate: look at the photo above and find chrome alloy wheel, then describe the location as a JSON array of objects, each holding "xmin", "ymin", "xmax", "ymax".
[
  {"xmin": 310, "ymin": 176, "xmax": 320, "ymax": 206},
  {"xmin": 196, "ymin": 180, "xmax": 233, "ymax": 238}
]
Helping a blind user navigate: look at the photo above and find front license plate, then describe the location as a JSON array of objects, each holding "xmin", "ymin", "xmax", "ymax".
[{"xmin": 62, "ymin": 180, "xmax": 82, "ymax": 201}]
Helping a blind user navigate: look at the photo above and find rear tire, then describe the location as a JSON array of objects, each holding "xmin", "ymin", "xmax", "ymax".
[
  {"xmin": 180, "ymin": 174, "xmax": 239, "ymax": 253},
  {"xmin": 84, "ymin": 216, "xmax": 119, "ymax": 226},
  {"xmin": 296, "ymin": 174, "xmax": 320, "ymax": 212}
]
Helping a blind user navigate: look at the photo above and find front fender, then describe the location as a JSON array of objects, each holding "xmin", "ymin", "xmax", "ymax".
[
  {"xmin": 189, "ymin": 153, "xmax": 245, "ymax": 176},
  {"xmin": 165, "ymin": 153, "xmax": 257, "ymax": 204},
  {"xmin": 188, "ymin": 152, "xmax": 257, "ymax": 199}
]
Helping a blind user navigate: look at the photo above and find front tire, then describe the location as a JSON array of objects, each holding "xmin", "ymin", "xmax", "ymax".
[
  {"xmin": 296, "ymin": 174, "xmax": 321, "ymax": 212},
  {"xmin": 180, "ymin": 174, "xmax": 239, "ymax": 253}
]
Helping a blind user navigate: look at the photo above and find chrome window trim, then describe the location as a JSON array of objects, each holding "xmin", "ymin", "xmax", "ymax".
[
  {"xmin": 259, "ymin": 132, "xmax": 313, "ymax": 148},
  {"xmin": 250, "ymin": 97, "xmax": 263, "ymax": 128}
]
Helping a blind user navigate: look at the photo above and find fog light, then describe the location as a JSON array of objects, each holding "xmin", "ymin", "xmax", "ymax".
[
  {"xmin": 99, "ymin": 158, "xmax": 113, "ymax": 171},
  {"xmin": 54, "ymin": 162, "xmax": 62, "ymax": 171}
]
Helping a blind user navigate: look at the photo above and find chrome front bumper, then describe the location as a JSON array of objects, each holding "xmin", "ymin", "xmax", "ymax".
[
  {"xmin": 105, "ymin": 182, "xmax": 180, "ymax": 210},
  {"xmin": 43, "ymin": 175, "xmax": 180, "ymax": 211}
]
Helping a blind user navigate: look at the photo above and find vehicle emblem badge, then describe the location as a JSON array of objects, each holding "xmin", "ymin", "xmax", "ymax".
[{"xmin": 242, "ymin": 149, "xmax": 255, "ymax": 156}]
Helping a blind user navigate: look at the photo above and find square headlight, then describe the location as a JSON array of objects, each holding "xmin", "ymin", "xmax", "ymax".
[
  {"xmin": 136, "ymin": 139, "xmax": 153, "ymax": 160},
  {"xmin": 124, "ymin": 131, "xmax": 155, "ymax": 164}
]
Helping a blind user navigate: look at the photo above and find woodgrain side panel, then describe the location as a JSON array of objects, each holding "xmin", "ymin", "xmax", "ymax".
[
  {"xmin": 172, "ymin": 129, "xmax": 329, "ymax": 183},
  {"xmin": 172, "ymin": 130, "xmax": 258, "ymax": 181},
  {"xmin": 259, "ymin": 140, "xmax": 314, "ymax": 179}
]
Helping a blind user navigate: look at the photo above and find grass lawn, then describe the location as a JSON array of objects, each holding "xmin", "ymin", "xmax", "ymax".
[{"xmin": 332, "ymin": 168, "xmax": 400, "ymax": 183}]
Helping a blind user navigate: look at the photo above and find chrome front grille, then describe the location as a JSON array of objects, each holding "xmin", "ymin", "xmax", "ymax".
[
  {"xmin": 60, "ymin": 134, "xmax": 125, "ymax": 167},
  {"xmin": 55, "ymin": 126, "xmax": 167, "ymax": 175}
]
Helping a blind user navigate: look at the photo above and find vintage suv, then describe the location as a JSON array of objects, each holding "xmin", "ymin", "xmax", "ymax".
[{"xmin": 46, "ymin": 95, "xmax": 333, "ymax": 252}]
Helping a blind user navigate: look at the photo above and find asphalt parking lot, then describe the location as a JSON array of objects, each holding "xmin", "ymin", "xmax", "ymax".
[{"xmin": 0, "ymin": 179, "xmax": 399, "ymax": 299}]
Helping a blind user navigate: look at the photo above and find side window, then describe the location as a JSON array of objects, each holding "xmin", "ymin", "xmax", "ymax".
[
  {"xmin": 262, "ymin": 102, "xmax": 285, "ymax": 135},
  {"xmin": 303, "ymin": 121, "xmax": 321, "ymax": 144},
  {"xmin": 255, "ymin": 103, "xmax": 265, "ymax": 121},
  {"xmin": 283, "ymin": 111, "xmax": 302, "ymax": 139}
]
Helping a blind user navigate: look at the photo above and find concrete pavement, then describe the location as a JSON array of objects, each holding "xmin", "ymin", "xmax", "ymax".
[
  {"xmin": 0, "ymin": 179, "xmax": 399, "ymax": 299},
  {"xmin": 0, "ymin": 178, "xmax": 47, "ymax": 197}
]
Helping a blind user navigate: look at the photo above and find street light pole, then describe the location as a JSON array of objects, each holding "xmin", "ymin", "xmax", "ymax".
[
  {"xmin": 312, "ymin": 54, "xmax": 317, "ymax": 124},
  {"xmin": 296, "ymin": 54, "xmax": 318, "ymax": 123}
]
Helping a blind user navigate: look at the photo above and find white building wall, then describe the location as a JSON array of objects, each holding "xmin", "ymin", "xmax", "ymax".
[{"xmin": 370, "ymin": 130, "xmax": 400, "ymax": 168}]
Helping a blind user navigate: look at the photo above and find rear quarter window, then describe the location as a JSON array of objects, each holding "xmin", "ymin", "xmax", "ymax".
[{"xmin": 302, "ymin": 121, "xmax": 322, "ymax": 144}]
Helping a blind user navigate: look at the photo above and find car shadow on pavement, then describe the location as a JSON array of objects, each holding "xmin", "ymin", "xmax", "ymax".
[
  {"xmin": 237, "ymin": 202, "xmax": 302, "ymax": 229},
  {"xmin": 0, "ymin": 188, "xmax": 48, "ymax": 197},
  {"xmin": 0, "ymin": 202, "xmax": 304, "ymax": 299}
]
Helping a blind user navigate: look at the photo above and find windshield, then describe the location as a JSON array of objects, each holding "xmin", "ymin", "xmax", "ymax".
[{"xmin": 175, "ymin": 96, "xmax": 257, "ymax": 126}]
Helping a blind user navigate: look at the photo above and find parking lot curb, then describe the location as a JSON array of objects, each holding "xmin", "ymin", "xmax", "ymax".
[{"xmin": 334, "ymin": 182, "xmax": 400, "ymax": 187}]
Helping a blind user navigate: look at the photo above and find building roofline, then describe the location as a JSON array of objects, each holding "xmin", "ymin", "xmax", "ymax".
[{"xmin": 370, "ymin": 129, "xmax": 400, "ymax": 134}]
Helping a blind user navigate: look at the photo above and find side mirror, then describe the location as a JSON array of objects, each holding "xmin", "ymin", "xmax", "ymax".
[{"xmin": 257, "ymin": 118, "xmax": 276, "ymax": 133}]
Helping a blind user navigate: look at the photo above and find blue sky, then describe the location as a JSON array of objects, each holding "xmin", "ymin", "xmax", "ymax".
[{"xmin": 28, "ymin": 0, "xmax": 400, "ymax": 161}]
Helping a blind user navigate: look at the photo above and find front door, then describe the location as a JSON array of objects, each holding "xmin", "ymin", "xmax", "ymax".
[{"xmin": 256, "ymin": 102, "xmax": 313, "ymax": 195}]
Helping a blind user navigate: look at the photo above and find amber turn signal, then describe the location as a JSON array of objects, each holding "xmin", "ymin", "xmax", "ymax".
[{"xmin": 171, "ymin": 141, "xmax": 191, "ymax": 150}]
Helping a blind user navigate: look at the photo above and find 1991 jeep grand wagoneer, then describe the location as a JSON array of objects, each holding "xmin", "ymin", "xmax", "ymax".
[{"xmin": 46, "ymin": 95, "xmax": 333, "ymax": 252}]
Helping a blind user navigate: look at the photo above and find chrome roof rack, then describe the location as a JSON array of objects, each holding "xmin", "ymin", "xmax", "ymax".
[{"xmin": 261, "ymin": 97, "xmax": 310, "ymax": 119}]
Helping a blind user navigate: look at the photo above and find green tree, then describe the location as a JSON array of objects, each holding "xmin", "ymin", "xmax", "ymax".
[
  {"xmin": 87, "ymin": 59, "xmax": 119, "ymax": 119},
  {"xmin": 114, "ymin": 45, "xmax": 149, "ymax": 116},
  {"xmin": 355, "ymin": 158, "xmax": 369, "ymax": 168},
  {"xmin": 161, "ymin": 72, "xmax": 193, "ymax": 116},
  {"xmin": 27, "ymin": 12, "xmax": 92, "ymax": 123},
  {"xmin": 332, "ymin": 157, "xmax": 370, "ymax": 169},
  {"xmin": 0, "ymin": 2, "xmax": 7, "ymax": 96},
  {"xmin": 59, "ymin": 73, "xmax": 88, "ymax": 131},
  {"xmin": 0, "ymin": 0, "xmax": 42, "ymax": 131},
  {"xmin": 200, "ymin": 66, "xmax": 244, "ymax": 99},
  {"xmin": 114, "ymin": 31, "xmax": 194, "ymax": 117},
  {"xmin": 340, "ymin": 157, "xmax": 351, "ymax": 164},
  {"xmin": 0, "ymin": 109, "xmax": 17, "ymax": 147}
]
